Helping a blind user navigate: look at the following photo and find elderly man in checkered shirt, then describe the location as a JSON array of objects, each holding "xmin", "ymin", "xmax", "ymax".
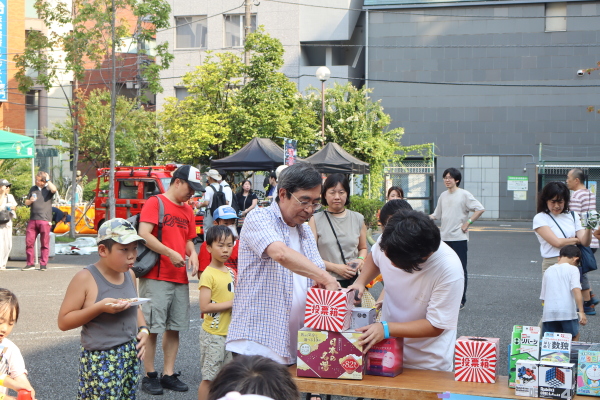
[{"xmin": 226, "ymin": 163, "xmax": 339, "ymax": 364}]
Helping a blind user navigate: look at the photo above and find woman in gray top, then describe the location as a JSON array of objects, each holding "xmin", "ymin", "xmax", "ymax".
[{"xmin": 308, "ymin": 174, "xmax": 367, "ymax": 288}]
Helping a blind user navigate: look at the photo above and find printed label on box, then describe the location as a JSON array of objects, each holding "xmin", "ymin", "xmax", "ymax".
[
  {"xmin": 350, "ymin": 307, "xmax": 377, "ymax": 330},
  {"xmin": 304, "ymin": 288, "xmax": 354, "ymax": 332},
  {"xmin": 577, "ymin": 350, "xmax": 600, "ymax": 396},
  {"xmin": 366, "ymin": 337, "xmax": 403, "ymax": 377},
  {"xmin": 541, "ymin": 332, "xmax": 572, "ymax": 363},
  {"xmin": 515, "ymin": 360, "xmax": 539, "ymax": 397},
  {"xmin": 297, "ymin": 327, "xmax": 363, "ymax": 380},
  {"xmin": 509, "ymin": 325, "xmax": 540, "ymax": 388},
  {"xmin": 454, "ymin": 336, "xmax": 500, "ymax": 383},
  {"xmin": 539, "ymin": 362, "xmax": 576, "ymax": 400}
]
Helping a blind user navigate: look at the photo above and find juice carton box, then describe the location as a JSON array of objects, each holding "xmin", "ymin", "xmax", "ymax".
[
  {"xmin": 508, "ymin": 325, "xmax": 541, "ymax": 388},
  {"xmin": 515, "ymin": 360, "xmax": 539, "ymax": 397},
  {"xmin": 538, "ymin": 362, "xmax": 576, "ymax": 400},
  {"xmin": 304, "ymin": 288, "xmax": 354, "ymax": 332},
  {"xmin": 350, "ymin": 307, "xmax": 377, "ymax": 330},
  {"xmin": 454, "ymin": 336, "xmax": 500, "ymax": 383},
  {"xmin": 540, "ymin": 332, "xmax": 572, "ymax": 363},
  {"xmin": 365, "ymin": 337, "xmax": 403, "ymax": 377},
  {"xmin": 297, "ymin": 327, "xmax": 364, "ymax": 380},
  {"xmin": 576, "ymin": 349, "xmax": 600, "ymax": 396}
]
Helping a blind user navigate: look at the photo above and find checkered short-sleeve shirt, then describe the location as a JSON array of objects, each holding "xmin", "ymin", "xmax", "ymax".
[{"xmin": 226, "ymin": 201, "xmax": 325, "ymax": 359}]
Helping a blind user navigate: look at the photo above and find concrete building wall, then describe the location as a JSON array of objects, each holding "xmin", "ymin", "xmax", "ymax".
[{"xmin": 367, "ymin": 2, "xmax": 600, "ymax": 219}]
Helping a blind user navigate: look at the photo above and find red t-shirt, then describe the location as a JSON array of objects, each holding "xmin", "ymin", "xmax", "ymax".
[
  {"xmin": 198, "ymin": 240, "xmax": 239, "ymax": 273},
  {"xmin": 140, "ymin": 194, "xmax": 196, "ymax": 284}
]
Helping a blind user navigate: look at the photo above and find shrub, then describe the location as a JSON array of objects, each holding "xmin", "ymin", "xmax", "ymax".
[
  {"xmin": 12, "ymin": 206, "xmax": 30, "ymax": 236},
  {"xmin": 348, "ymin": 195, "xmax": 384, "ymax": 230}
]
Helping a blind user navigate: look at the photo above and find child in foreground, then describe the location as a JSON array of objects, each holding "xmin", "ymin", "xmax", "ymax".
[
  {"xmin": 0, "ymin": 289, "xmax": 36, "ymax": 400},
  {"xmin": 541, "ymin": 244, "xmax": 587, "ymax": 340},
  {"xmin": 198, "ymin": 225, "xmax": 236, "ymax": 400},
  {"xmin": 58, "ymin": 218, "xmax": 150, "ymax": 399}
]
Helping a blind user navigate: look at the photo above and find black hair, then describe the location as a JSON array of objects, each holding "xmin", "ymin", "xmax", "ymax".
[
  {"xmin": 276, "ymin": 163, "xmax": 321, "ymax": 204},
  {"xmin": 560, "ymin": 244, "xmax": 581, "ymax": 261},
  {"xmin": 570, "ymin": 168, "xmax": 586, "ymax": 184},
  {"xmin": 98, "ymin": 238, "xmax": 118, "ymax": 251},
  {"xmin": 0, "ymin": 288, "xmax": 20, "ymax": 323},
  {"xmin": 206, "ymin": 225, "xmax": 234, "ymax": 246},
  {"xmin": 379, "ymin": 199, "xmax": 413, "ymax": 226},
  {"xmin": 537, "ymin": 181, "xmax": 570, "ymax": 214},
  {"xmin": 387, "ymin": 186, "xmax": 404, "ymax": 199},
  {"xmin": 379, "ymin": 210, "xmax": 441, "ymax": 273},
  {"xmin": 321, "ymin": 173, "xmax": 351, "ymax": 206},
  {"xmin": 270, "ymin": 172, "xmax": 277, "ymax": 180},
  {"xmin": 208, "ymin": 355, "xmax": 300, "ymax": 400},
  {"xmin": 237, "ymin": 179, "xmax": 254, "ymax": 195},
  {"xmin": 443, "ymin": 168, "xmax": 462, "ymax": 187}
]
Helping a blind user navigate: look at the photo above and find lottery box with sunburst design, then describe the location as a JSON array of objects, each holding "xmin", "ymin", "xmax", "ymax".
[
  {"xmin": 454, "ymin": 336, "xmax": 500, "ymax": 383},
  {"xmin": 304, "ymin": 288, "xmax": 355, "ymax": 332}
]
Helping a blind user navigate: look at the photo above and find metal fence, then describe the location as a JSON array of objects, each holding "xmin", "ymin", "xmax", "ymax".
[
  {"xmin": 384, "ymin": 159, "xmax": 435, "ymax": 213},
  {"xmin": 538, "ymin": 162, "xmax": 600, "ymax": 206}
]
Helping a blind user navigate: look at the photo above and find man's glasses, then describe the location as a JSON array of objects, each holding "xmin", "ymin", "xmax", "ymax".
[{"xmin": 290, "ymin": 192, "xmax": 322, "ymax": 211}]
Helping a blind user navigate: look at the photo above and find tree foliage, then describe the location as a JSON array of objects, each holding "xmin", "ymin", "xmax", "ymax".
[
  {"xmin": 48, "ymin": 89, "xmax": 160, "ymax": 167},
  {"xmin": 585, "ymin": 61, "xmax": 600, "ymax": 114}
]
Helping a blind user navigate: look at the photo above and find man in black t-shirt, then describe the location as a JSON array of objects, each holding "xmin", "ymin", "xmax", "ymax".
[{"xmin": 23, "ymin": 171, "xmax": 57, "ymax": 271}]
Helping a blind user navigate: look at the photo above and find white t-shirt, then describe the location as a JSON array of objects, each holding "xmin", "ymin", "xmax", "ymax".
[
  {"xmin": 227, "ymin": 225, "xmax": 308, "ymax": 364},
  {"xmin": 220, "ymin": 181, "xmax": 233, "ymax": 205},
  {"xmin": 541, "ymin": 263, "xmax": 581, "ymax": 322},
  {"xmin": 0, "ymin": 338, "xmax": 28, "ymax": 396},
  {"xmin": 431, "ymin": 188, "xmax": 485, "ymax": 241},
  {"xmin": 533, "ymin": 212, "xmax": 583, "ymax": 258},
  {"xmin": 372, "ymin": 239, "xmax": 464, "ymax": 371}
]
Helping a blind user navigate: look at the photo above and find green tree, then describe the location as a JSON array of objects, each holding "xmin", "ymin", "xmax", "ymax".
[{"xmin": 49, "ymin": 89, "xmax": 160, "ymax": 168}]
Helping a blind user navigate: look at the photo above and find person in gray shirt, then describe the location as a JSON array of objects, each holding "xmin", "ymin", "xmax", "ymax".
[
  {"xmin": 22, "ymin": 171, "xmax": 57, "ymax": 271},
  {"xmin": 430, "ymin": 167, "xmax": 485, "ymax": 310}
]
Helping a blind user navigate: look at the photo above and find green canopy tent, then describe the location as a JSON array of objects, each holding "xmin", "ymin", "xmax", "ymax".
[{"xmin": 0, "ymin": 130, "xmax": 35, "ymax": 159}]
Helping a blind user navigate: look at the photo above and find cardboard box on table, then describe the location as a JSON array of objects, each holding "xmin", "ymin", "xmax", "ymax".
[
  {"xmin": 366, "ymin": 337, "xmax": 404, "ymax": 377},
  {"xmin": 297, "ymin": 327, "xmax": 364, "ymax": 380},
  {"xmin": 540, "ymin": 332, "xmax": 572, "ymax": 363},
  {"xmin": 350, "ymin": 307, "xmax": 377, "ymax": 330},
  {"xmin": 454, "ymin": 336, "xmax": 500, "ymax": 383},
  {"xmin": 515, "ymin": 360, "xmax": 539, "ymax": 397},
  {"xmin": 576, "ymin": 349, "xmax": 600, "ymax": 396},
  {"xmin": 538, "ymin": 362, "xmax": 576, "ymax": 400},
  {"xmin": 508, "ymin": 325, "xmax": 541, "ymax": 388},
  {"xmin": 304, "ymin": 288, "xmax": 354, "ymax": 332}
]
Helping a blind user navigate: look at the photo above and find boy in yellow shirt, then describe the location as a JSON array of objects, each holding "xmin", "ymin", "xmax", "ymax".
[{"xmin": 197, "ymin": 225, "xmax": 236, "ymax": 400}]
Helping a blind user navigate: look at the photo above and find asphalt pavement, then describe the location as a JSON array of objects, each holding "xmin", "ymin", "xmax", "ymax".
[{"xmin": 3, "ymin": 220, "xmax": 600, "ymax": 400}]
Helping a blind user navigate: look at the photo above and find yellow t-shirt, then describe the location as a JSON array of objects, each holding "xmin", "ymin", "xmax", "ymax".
[{"xmin": 199, "ymin": 266, "xmax": 235, "ymax": 336}]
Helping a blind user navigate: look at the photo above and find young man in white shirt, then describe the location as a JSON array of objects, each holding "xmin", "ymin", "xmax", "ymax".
[
  {"xmin": 350, "ymin": 210, "xmax": 464, "ymax": 371},
  {"xmin": 430, "ymin": 167, "xmax": 485, "ymax": 309}
]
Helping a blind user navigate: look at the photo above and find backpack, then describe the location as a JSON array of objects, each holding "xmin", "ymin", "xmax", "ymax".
[
  {"xmin": 127, "ymin": 195, "xmax": 164, "ymax": 278},
  {"xmin": 208, "ymin": 184, "xmax": 227, "ymax": 215}
]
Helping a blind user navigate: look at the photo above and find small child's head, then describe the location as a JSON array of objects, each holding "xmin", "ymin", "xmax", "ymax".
[
  {"xmin": 0, "ymin": 288, "xmax": 19, "ymax": 342},
  {"xmin": 213, "ymin": 205, "xmax": 239, "ymax": 237},
  {"xmin": 558, "ymin": 245, "xmax": 581, "ymax": 266},
  {"xmin": 207, "ymin": 355, "xmax": 300, "ymax": 400},
  {"xmin": 96, "ymin": 218, "xmax": 146, "ymax": 270},
  {"xmin": 206, "ymin": 225, "xmax": 235, "ymax": 263},
  {"xmin": 379, "ymin": 199, "xmax": 413, "ymax": 227}
]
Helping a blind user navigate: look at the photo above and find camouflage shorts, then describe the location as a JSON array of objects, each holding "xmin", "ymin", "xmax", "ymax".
[{"xmin": 199, "ymin": 327, "xmax": 232, "ymax": 381}]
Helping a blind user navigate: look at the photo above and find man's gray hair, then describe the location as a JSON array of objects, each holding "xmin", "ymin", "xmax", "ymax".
[
  {"xmin": 276, "ymin": 163, "xmax": 322, "ymax": 203},
  {"xmin": 570, "ymin": 168, "xmax": 586, "ymax": 184}
]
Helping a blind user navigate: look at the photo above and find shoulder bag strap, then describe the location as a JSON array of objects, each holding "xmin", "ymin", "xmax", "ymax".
[
  {"xmin": 323, "ymin": 211, "xmax": 347, "ymax": 265},
  {"xmin": 547, "ymin": 212, "xmax": 568, "ymax": 238},
  {"xmin": 155, "ymin": 195, "xmax": 165, "ymax": 273}
]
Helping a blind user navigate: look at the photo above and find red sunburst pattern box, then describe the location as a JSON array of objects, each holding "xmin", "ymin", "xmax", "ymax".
[
  {"xmin": 454, "ymin": 336, "xmax": 500, "ymax": 383},
  {"xmin": 304, "ymin": 288, "xmax": 355, "ymax": 332}
]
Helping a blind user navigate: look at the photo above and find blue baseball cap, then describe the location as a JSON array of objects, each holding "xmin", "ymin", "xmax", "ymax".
[{"xmin": 213, "ymin": 205, "xmax": 237, "ymax": 220}]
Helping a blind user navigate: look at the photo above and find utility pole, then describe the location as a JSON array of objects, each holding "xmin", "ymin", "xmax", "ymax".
[
  {"xmin": 108, "ymin": 0, "xmax": 117, "ymax": 219},
  {"xmin": 243, "ymin": 0, "xmax": 251, "ymax": 84}
]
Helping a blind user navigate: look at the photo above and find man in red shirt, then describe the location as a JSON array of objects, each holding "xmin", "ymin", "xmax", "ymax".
[
  {"xmin": 138, "ymin": 165, "xmax": 200, "ymax": 395},
  {"xmin": 198, "ymin": 205, "xmax": 239, "ymax": 277}
]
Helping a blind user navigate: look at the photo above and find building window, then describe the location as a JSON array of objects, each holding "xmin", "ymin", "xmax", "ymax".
[
  {"xmin": 25, "ymin": 90, "xmax": 39, "ymax": 109},
  {"xmin": 224, "ymin": 14, "xmax": 256, "ymax": 48},
  {"xmin": 545, "ymin": 3, "xmax": 566, "ymax": 32},
  {"xmin": 175, "ymin": 87, "xmax": 190, "ymax": 101},
  {"xmin": 175, "ymin": 16, "xmax": 207, "ymax": 48}
]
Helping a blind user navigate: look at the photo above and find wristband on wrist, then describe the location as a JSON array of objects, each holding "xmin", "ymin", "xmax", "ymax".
[
  {"xmin": 139, "ymin": 328, "xmax": 150, "ymax": 335},
  {"xmin": 381, "ymin": 321, "xmax": 390, "ymax": 339},
  {"xmin": 0, "ymin": 373, "xmax": 7, "ymax": 387},
  {"xmin": 468, "ymin": 218, "xmax": 473, "ymax": 225},
  {"xmin": 357, "ymin": 256, "xmax": 364, "ymax": 260},
  {"xmin": 138, "ymin": 325, "xmax": 149, "ymax": 334}
]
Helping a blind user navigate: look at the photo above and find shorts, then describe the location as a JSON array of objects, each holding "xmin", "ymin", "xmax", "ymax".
[
  {"xmin": 139, "ymin": 278, "xmax": 190, "ymax": 333},
  {"xmin": 542, "ymin": 257, "xmax": 559, "ymax": 273},
  {"xmin": 542, "ymin": 319, "xmax": 580, "ymax": 338},
  {"xmin": 580, "ymin": 267, "xmax": 591, "ymax": 291},
  {"xmin": 78, "ymin": 339, "xmax": 139, "ymax": 400},
  {"xmin": 199, "ymin": 327, "xmax": 232, "ymax": 381}
]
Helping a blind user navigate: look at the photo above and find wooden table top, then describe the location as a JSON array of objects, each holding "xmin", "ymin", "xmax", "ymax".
[{"xmin": 290, "ymin": 366, "xmax": 537, "ymax": 400}]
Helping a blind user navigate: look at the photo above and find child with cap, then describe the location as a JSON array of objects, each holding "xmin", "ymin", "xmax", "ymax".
[
  {"xmin": 58, "ymin": 218, "xmax": 150, "ymax": 399},
  {"xmin": 198, "ymin": 205, "xmax": 239, "ymax": 278}
]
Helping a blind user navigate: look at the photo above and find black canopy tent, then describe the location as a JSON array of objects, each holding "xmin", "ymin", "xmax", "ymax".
[
  {"xmin": 210, "ymin": 137, "xmax": 288, "ymax": 171},
  {"xmin": 301, "ymin": 142, "xmax": 370, "ymax": 174}
]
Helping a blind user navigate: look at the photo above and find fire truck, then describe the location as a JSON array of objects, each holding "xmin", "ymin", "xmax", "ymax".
[{"xmin": 93, "ymin": 165, "xmax": 204, "ymax": 240}]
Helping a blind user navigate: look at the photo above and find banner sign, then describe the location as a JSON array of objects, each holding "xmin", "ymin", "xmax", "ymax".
[
  {"xmin": 0, "ymin": 0, "xmax": 6, "ymax": 102},
  {"xmin": 284, "ymin": 139, "xmax": 297, "ymax": 166},
  {"xmin": 507, "ymin": 176, "xmax": 528, "ymax": 191}
]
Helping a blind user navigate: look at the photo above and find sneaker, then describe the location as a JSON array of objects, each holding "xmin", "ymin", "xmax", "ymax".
[
  {"xmin": 160, "ymin": 372, "xmax": 189, "ymax": 392},
  {"xmin": 21, "ymin": 265, "xmax": 35, "ymax": 271},
  {"xmin": 40, "ymin": 265, "xmax": 47, "ymax": 271},
  {"xmin": 142, "ymin": 372, "xmax": 163, "ymax": 395},
  {"xmin": 584, "ymin": 301, "xmax": 596, "ymax": 316},
  {"xmin": 459, "ymin": 303, "xmax": 465, "ymax": 310},
  {"xmin": 591, "ymin": 293, "xmax": 600, "ymax": 306}
]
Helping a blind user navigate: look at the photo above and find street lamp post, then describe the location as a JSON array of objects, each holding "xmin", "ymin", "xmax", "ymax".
[{"xmin": 316, "ymin": 66, "xmax": 331, "ymax": 146}]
